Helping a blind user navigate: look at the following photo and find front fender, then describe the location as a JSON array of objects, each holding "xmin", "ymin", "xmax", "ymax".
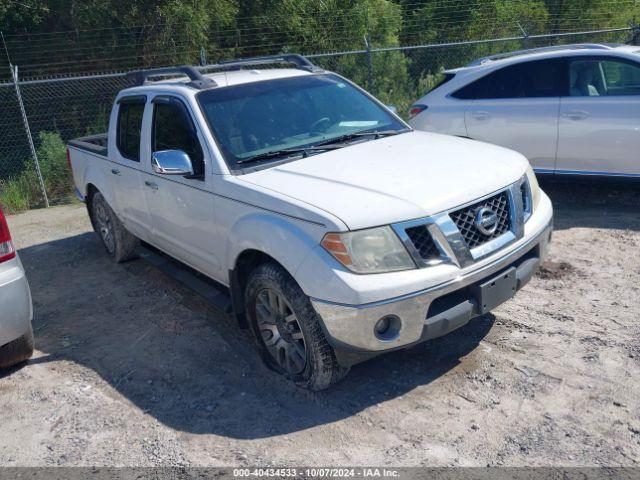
[{"xmin": 226, "ymin": 212, "xmax": 325, "ymax": 290}]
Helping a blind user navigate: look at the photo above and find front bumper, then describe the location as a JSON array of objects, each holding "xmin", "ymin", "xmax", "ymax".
[
  {"xmin": 311, "ymin": 207, "xmax": 552, "ymax": 355},
  {"xmin": 0, "ymin": 255, "xmax": 33, "ymax": 347}
]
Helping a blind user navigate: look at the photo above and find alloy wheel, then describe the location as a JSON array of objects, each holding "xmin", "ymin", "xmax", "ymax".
[
  {"xmin": 255, "ymin": 288, "xmax": 306, "ymax": 375},
  {"xmin": 94, "ymin": 202, "xmax": 115, "ymax": 254}
]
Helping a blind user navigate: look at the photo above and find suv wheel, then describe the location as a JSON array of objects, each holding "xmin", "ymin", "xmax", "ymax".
[
  {"xmin": 245, "ymin": 263, "xmax": 348, "ymax": 390},
  {"xmin": 91, "ymin": 192, "xmax": 139, "ymax": 263}
]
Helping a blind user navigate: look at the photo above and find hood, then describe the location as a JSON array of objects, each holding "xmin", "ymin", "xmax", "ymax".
[{"xmin": 240, "ymin": 131, "xmax": 528, "ymax": 230}]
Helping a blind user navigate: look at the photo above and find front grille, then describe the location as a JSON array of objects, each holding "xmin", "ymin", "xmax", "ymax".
[
  {"xmin": 405, "ymin": 225, "xmax": 440, "ymax": 261},
  {"xmin": 449, "ymin": 191, "xmax": 511, "ymax": 249}
]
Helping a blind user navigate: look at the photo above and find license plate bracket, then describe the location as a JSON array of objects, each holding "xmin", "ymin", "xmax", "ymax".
[{"xmin": 472, "ymin": 267, "xmax": 517, "ymax": 315}]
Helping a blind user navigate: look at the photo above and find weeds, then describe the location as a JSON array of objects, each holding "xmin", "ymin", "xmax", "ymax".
[{"xmin": 0, "ymin": 131, "xmax": 75, "ymax": 214}]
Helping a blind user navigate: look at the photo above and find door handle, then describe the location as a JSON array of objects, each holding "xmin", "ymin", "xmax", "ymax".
[
  {"xmin": 144, "ymin": 180, "xmax": 158, "ymax": 190},
  {"xmin": 111, "ymin": 168, "xmax": 121, "ymax": 176},
  {"xmin": 561, "ymin": 110, "xmax": 589, "ymax": 121},
  {"xmin": 471, "ymin": 110, "xmax": 490, "ymax": 121}
]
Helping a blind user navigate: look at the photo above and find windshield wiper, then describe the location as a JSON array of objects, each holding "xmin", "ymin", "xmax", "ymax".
[
  {"xmin": 236, "ymin": 145, "xmax": 340, "ymax": 165},
  {"xmin": 315, "ymin": 128, "xmax": 409, "ymax": 147},
  {"xmin": 235, "ymin": 129, "xmax": 409, "ymax": 166}
]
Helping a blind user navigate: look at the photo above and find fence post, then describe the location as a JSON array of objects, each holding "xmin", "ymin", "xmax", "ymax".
[
  {"xmin": 630, "ymin": 21, "xmax": 640, "ymax": 45},
  {"xmin": 364, "ymin": 34, "xmax": 373, "ymax": 91},
  {"xmin": 199, "ymin": 46, "xmax": 207, "ymax": 66},
  {"xmin": 11, "ymin": 65, "xmax": 49, "ymax": 208},
  {"xmin": 517, "ymin": 21, "xmax": 530, "ymax": 49}
]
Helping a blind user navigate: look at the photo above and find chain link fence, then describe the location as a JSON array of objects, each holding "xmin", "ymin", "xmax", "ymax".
[{"xmin": 0, "ymin": 26, "xmax": 637, "ymax": 212}]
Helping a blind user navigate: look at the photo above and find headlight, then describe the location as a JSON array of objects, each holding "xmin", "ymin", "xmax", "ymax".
[
  {"xmin": 321, "ymin": 226, "xmax": 416, "ymax": 274},
  {"xmin": 525, "ymin": 164, "xmax": 541, "ymax": 212}
]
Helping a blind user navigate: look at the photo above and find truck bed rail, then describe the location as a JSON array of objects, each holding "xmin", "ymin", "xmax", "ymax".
[{"xmin": 68, "ymin": 133, "xmax": 108, "ymax": 157}]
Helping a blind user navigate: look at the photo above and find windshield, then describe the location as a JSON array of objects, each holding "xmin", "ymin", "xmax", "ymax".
[{"xmin": 196, "ymin": 73, "xmax": 407, "ymax": 169}]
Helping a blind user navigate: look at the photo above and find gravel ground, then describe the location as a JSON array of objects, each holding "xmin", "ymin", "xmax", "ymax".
[{"xmin": 1, "ymin": 179, "xmax": 639, "ymax": 467}]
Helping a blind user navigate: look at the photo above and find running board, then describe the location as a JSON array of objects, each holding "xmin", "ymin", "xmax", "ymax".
[{"xmin": 138, "ymin": 245, "xmax": 233, "ymax": 314}]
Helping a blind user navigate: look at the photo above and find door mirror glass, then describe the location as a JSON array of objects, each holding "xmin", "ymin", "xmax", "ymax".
[{"xmin": 152, "ymin": 150, "xmax": 194, "ymax": 176}]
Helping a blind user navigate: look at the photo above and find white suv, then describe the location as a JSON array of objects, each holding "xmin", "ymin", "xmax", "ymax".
[{"xmin": 409, "ymin": 43, "xmax": 640, "ymax": 178}]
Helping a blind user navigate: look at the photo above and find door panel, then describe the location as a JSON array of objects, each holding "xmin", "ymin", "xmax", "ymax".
[
  {"xmin": 142, "ymin": 95, "xmax": 223, "ymax": 279},
  {"xmin": 556, "ymin": 57, "xmax": 640, "ymax": 176},
  {"xmin": 557, "ymin": 96, "xmax": 640, "ymax": 175},
  {"xmin": 465, "ymin": 98, "xmax": 560, "ymax": 171},
  {"xmin": 459, "ymin": 58, "xmax": 566, "ymax": 172},
  {"xmin": 110, "ymin": 96, "xmax": 153, "ymax": 240},
  {"xmin": 113, "ymin": 166, "xmax": 151, "ymax": 240},
  {"xmin": 143, "ymin": 175, "xmax": 221, "ymax": 276}
]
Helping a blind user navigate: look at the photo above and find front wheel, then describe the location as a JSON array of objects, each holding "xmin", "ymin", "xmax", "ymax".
[
  {"xmin": 91, "ymin": 192, "xmax": 139, "ymax": 263},
  {"xmin": 245, "ymin": 263, "xmax": 348, "ymax": 390}
]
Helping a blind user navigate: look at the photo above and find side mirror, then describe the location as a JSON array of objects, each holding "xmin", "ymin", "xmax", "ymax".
[
  {"xmin": 386, "ymin": 105, "xmax": 398, "ymax": 114},
  {"xmin": 152, "ymin": 150, "xmax": 194, "ymax": 176}
]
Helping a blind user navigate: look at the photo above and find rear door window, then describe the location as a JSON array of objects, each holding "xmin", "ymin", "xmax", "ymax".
[
  {"xmin": 453, "ymin": 59, "xmax": 566, "ymax": 99},
  {"xmin": 116, "ymin": 97, "xmax": 146, "ymax": 161}
]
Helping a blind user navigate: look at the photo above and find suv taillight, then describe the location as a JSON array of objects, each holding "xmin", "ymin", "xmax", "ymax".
[
  {"xmin": 408, "ymin": 104, "xmax": 428, "ymax": 119},
  {"xmin": 0, "ymin": 207, "xmax": 16, "ymax": 263}
]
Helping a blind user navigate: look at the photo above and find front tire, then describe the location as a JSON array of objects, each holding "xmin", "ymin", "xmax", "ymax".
[
  {"xmin": 0, "ymin": 325, "xmax": 34, "ymax": 369},
  {"xmin": 91, "ymin": 192, "xmax": 139, "ymax": 263},
  {"xmin": 245, "ymin": 263, "xmax": 348, "ymax": 390}
]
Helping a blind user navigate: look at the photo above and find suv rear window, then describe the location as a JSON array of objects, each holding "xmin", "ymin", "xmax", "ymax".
[{"xmin": 116, "ymin": 98, "xmax": 145, "ymax": 161}]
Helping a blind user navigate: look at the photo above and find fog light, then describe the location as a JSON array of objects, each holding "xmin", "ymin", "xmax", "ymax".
[
  {"xmin": 375, "ymin": 317, "xmax": 390, "ymax": 334},
  {"xmin": 374, "ymin": 315, "xmax": 401, "ymax": 341}
]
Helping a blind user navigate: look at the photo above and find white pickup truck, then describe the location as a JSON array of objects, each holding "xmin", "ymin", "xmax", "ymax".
[{"xmin": 68, "ymin": 55, "xmax": 553, "ymax": 390}]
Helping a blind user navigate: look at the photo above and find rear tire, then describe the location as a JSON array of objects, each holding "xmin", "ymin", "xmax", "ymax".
[
  {"xmin": 91, "ymin": 192, "xmax": 139, "ymax": 263},
  {"xmin": 245, "ymin": 262, "xmax": 349, "ymax": 391},
  {"xmin": 0, "ymin": 325, "xmax": 34, "ymax": 369}
]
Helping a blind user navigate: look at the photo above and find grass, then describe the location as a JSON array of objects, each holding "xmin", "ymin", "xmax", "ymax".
[
  {"xmin": 0, "ymin": 177, "xmax": 33, "ymax": 214},
  {"xmin": 0, "ymin": 131, "xmax": 76, "ymax": 215}
]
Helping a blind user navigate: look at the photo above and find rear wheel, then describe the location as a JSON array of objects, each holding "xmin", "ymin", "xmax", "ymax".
[
  {"xmin": 0, "ymin": 325, "xmax": 34, "ymax": 369},
  {"xmin": 245, "ymin": 263, "xmax": 348, "ymax": 390},
  {"xmin": 91, "ymin": 192, "xmax": 139, "ymax": 263}
]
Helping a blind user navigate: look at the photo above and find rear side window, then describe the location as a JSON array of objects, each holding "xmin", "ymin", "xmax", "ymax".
[
  {"xmin": 452, "ymin": 59, "xmax": 566, "ymax": 99},
  {"xmin": 452, "ymin": 79, "xmax": 479, "ymax": 100},
  {"xmin": 116, "ymin": 98, "xmax": 145, "ymax": 161},
  {"xmin": 152, "ymin": 99, "xmax": 205, "ymax": 177}
]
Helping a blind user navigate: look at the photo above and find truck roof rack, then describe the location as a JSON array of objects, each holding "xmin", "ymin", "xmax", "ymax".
[
  {"xmin": 126, "ymin": 54, "xmax": 322, "ymax": 90},
  {"xmin": 205, "ymin": 54, "xmax": 323, "ymax": 73},
  {"xmin": 467, "ymin": 43, "xmax": 613, "ymax": 67},
  {"xmin": 126, "ymin": 66, "xmax": 217, "ymax": 89}
]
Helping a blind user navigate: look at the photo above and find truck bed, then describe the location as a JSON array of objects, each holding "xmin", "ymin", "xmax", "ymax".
[{"xmin": 68, "ymin": 133, "xmax": 108, "ymax": 157}]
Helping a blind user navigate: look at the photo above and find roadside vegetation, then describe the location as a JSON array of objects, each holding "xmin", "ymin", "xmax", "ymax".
[{"xmin": 0, "ymin": 132, "xmax": 75, "ymax": 214}]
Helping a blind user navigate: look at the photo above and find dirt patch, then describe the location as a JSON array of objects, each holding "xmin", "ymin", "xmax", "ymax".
[
  {"xmin": 1, "ymin": 179, "xmax": 640, "ymax": 467},
  {"xmin": 536, "ymin": 260, "xmax": 576, "ymax": 280}
]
